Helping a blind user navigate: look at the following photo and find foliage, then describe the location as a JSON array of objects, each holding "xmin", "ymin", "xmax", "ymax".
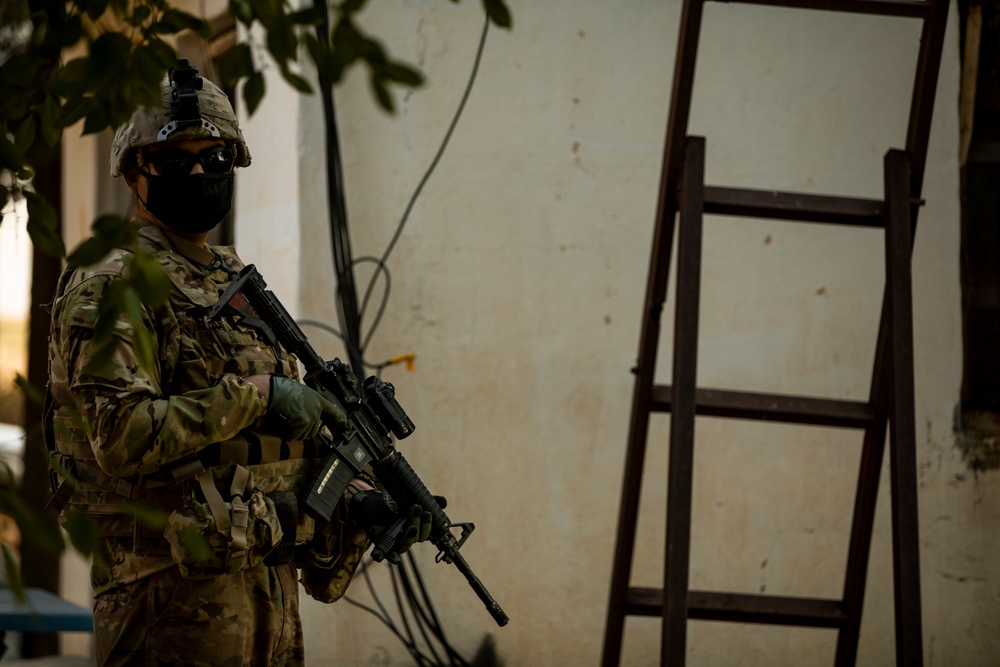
[
  {"xmin": 1, "ymin": 0, "xmax": 510, "ymax": 246},
  {"xmin": 0, "ymin": 0, "xmax": 510, "ymax": 584}
]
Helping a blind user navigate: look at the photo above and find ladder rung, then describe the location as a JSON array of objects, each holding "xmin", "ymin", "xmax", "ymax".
[
  {"xmin": 719, "ymin": 0, "xmax": 933, "ymax": 19},
  {"xmin": 651, "ymin": 385, "xmax": 875, "ymax": 429},
  {"xmin": 626, "ymin": 587, "xmax": 848, "ymax": 628},
  {"xmin": 703, "ymin": 186, "xmax": 884, "ymax": 227}
]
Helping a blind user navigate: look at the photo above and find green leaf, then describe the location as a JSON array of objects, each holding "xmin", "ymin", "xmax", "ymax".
[
  {"xmin": 12, "ymin": 115, "xmax": 36, "ymax": 153},
  {"xmin": 90, "ymin": 275, "xmax": 157, "ymax": 377},
  {"xmin": 218, "ymin": 43, "xmax": 254, "ymax": 91},
  {"xmin": 1, "ymin": 544, "xmax": 22, "ymax": 600},
  {"xmin": 482, "ymin": 0, "xmax": 512, "ymax": 28},
  {"xmin": 50, "ymin": 58, "xmax": 90, "ymax": 98},
  {"xmin": 63, "ymin": 510, "xmax": 99, "ymax": 559},
  {"xmin": 0, "ymin": 133, "xmax": 24, "ymax": 172},
  {"xmin": 331, "ymin": 18, "xmax": 364, "ymax": 66},
  {"xmin": 92, "ymin": 213, "xmax": 132, "ymax": 239},
  {"xmin": 57, "ymin": 95, "xmax": 96, "ymax": 128},
  {"xmin": 132, "ymin": 45, "xmax": 172, "ymax": 97},
  {"xmin": 85, "ymin": 0, "xmax": 110, "ymax": 21},
  {"xmin": 280, "ymin": 67, "xmax": 313, "ymax": 95},
  {"xmin": 289, "ymin": 6, "xmax": 322, "ymax": 25},
  {"xmin": 37, "ymin": 94, "xmax": 62, "ymax": 146},
  {"xmin": 243, "ymin": 71, "xmax": 265, "ymax": 115},
  {"xmin": 123, "ymin": 501, "xmax": 168, "ymax": 531},
  {"xmin": 25, "ymin": 191, "xmax": 65, "ymax": 258},
  {"xmin": 247, "ymin": 0, "xmax": 281, "ymax": 26},
  {"xmin": 229, "ymin": 0, "xmax": 254, "ymax": 26},
  {"xmin": 43, "ymin": 13, "xmax": 83, "ymax": 50},
  {"xmin": 120, "ymin": 281, "xmax": 142, "ymax": 323},
  {"xmin": 144, "ymin": 39, "xmax": 177, "ymax": 69},
  {"xmin": 378, "ymin": 62, "xmax": 423, "ymax": 88},
  {"xmin": 178, "ymin": 525, "xmax": 211, "ymax": 563},
  {"xmin": 0, "ymin": 55, "xmax": 45, "ymax": 89},
  {"xmin": 185, "ymin": 10, "xmax": 212, "ymax": 38},
  {"xmin": 0, "ymin": 488, "xmax": 64, "ymax": 556},
  {"xmin": 341, "ymin": 0, "xmax": 368, "ymax": 13},
  {"xmin": 151, "ymin": 9, "xmax": 210, "ymax": 37},
  {"xmin": 130, "ymin": 251, "xmax": 172, "ymax": 308},
  {"xmin": 131, "ymin": 325, "xmax": 157, "ymax": 381},
  {"xmin": 370, "ymin": 75, "xmax": 393, "ymax": 113},
  {"xmin": 27, "ymin": 217, "xmax": 65, "ymax": 257},
  {"xmin": 67, "ymin": 214, "xmax": 136, "ymax": 267},
  {"xmin": 82, "ymin": 105, "xmax": 110, "ymax": 136},
  {"xmin": 131, "ymin": 5, "xmax": 152, "ymax": 25},
  {"xmin": 89, "ymin": 301, "xmax": 125, "ymax": 369},
  {"xmin": 14, "ymin": 374, "xmax": 44, "ymax": 406},
  {"xmin": 89, "ymin": 33, "xmax": 131, "ymax": 81},
  {"xmin": 93, "ymin": 277, "xmax": 124, "ymax": 343},
  {"xmin": 304, "ymin": 32, "xmax": 324, "ymax": 69},
  {"xmin": 266, "ymin": 19, "xmax": 297, "ymax": 66},
  {"xmin": 120, "ymin": 285, "xmax": 157, "ymax": 372},
  {"xmin": 304, "ymin": 33, "xmax": 338, "ymax": 88}
]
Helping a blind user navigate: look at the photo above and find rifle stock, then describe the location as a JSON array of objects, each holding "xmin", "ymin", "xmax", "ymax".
[{"xmin": 210, "ymin": 264, "xmax": 509, "ymax": 627}]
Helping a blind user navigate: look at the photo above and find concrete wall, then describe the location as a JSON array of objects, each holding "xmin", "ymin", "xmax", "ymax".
[
  {"xmin": 54, "ymin": 0, "xmax": 997, "ymax": 664},
  {"xmin": 234, "ymin": 1, "xmax": 997, "ymax": 665}
]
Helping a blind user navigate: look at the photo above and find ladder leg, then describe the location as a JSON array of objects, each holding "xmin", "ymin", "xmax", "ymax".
[
  {"xmin": 903, "ymin": 0, "xmax": 951, "ymax": 195},
  {"xmin": 600, "ymin": 127, "xmax": 682, "ymax": 667},
  {"xmin": 884, "ymin": 149, "xmax": 924, "ymax": 666},
  {"xmin": 836, "ymin": 149, "xmax": 925, "ymax": 667},
  {"xmin": 601, "ymin": 0, "xmax": 705, "ymax": 660},
  {"xmin": 662, "ymin": 137, "xmax": 706, "ymax": 666},
  {"xmin": 835, "ymin": 372, "xmax": 889, "ymax": 667},
  {"xmin": 601, "ymin": 305, "xmax": 673, "ymax": 666},
  {"xmin": 836, "ymin": 267, "xmax": 897, "ymax": 667}
]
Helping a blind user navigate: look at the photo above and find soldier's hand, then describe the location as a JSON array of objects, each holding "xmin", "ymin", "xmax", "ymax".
[
  {"xmin": 351, "ymin": 490, "xmax": 447, "ymax": 563},
  {"xmin": 265, "ymin": 376, "xmax": 348, "ymax": 441}
]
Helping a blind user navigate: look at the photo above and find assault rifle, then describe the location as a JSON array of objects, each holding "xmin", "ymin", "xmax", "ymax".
[{"xmin": 209, "ymin": 264, "xmax": 509, "ymax": 627}]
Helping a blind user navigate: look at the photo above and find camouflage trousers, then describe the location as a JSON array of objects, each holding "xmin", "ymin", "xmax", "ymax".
[{"xmin": 93, "ymin": 561, "xmax": 305, "ymax": 667}]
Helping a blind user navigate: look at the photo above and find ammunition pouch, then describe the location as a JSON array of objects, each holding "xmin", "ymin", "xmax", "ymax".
[
  {"xmin": 262, "ymin": 490, "xmax": 298, "ymax": 566},
  {"xmin": 296, "ymin": 498, "xmax": 371, "ymax": 604},
  {"xmin": 163, "ymin": 464, "xmax": 283, "ymax": 578}
]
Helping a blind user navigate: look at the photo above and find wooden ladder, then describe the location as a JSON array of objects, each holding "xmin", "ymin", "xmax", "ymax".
[{"xmin": 600, "ymin": 0, "xmax": 951, "ymax": 665}]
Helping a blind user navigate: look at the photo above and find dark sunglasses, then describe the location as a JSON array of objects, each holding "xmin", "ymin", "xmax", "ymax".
[{"xmin": 139, "ymin": 145, "xmax": 236, "ymax": 177}]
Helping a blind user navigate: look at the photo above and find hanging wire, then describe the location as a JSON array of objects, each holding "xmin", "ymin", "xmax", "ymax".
[
  {"xmin": 358, "ymin": 12, "xmax": 492, "ymax": 354},
  {"xmin": 307, "ymin": 8, "xmax": 495, "ymax": 665},
  {"xmin": 345, "ymin": 553, "xmax": 475, "ymax": 667}
]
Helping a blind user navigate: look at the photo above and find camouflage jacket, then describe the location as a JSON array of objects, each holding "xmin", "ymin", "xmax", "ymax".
[{"xmin": 47, "ymin": 221, "xmax": 365, "ymax": 595}]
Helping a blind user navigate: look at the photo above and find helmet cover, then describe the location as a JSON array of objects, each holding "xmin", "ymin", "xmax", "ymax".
[{"xmin": 110, "ymin": 63, "xmax": 251, "ymax": 177}]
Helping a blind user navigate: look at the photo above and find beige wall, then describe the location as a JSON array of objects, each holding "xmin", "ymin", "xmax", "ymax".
[
  {"xmin": 55, "ymin": 0, "xmax": 996, "ymax": 665},
  {"xmin": 235, "ymin": 1, "xmax": 995, "ymax": 665}
]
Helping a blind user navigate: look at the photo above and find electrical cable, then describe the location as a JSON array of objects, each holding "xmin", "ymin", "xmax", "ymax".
[
  {"xmin": 391, "ymin": 564, "xmax": 437, "ymax": 667},
  {"xmin": 314, "ymin": 0, "xmax": 365, "ymax": 376},
  {"xmin": 399, "ymin": 564, "xmax": 451, "ymax": 667},
  {"xmin": 406, "ymin": 552, "xmax": 470, "ymax": 666},
  {"xmin": 398, "ymin": 554, "xmax": 470, "ymax": 666},
  {"xmin": 358, "ymin": 12, "xmax": 492, "ymax": 354},
  {"xmin": 312, "ymin": 8, "xmax": 494, "ymax": 666}
]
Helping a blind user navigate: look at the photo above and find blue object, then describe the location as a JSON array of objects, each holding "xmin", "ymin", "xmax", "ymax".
[{"xmin": 0, "ymin": 588, "xmax": 92, "ymax": 633}]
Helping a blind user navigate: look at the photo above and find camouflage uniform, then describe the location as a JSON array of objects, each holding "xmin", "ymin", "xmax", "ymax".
[{"xmin": 48, "ymin": 221, "xmax": 367, "ymax": 666}]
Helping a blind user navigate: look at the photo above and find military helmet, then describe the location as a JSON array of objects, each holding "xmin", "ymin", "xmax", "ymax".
[{"xmin": 110, "ymin": 60, "xmax": 251, "ymax": 177}]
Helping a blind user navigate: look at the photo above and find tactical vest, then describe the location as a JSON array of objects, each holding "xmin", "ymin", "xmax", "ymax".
[{"xmin": 47, "ymin": 225, "xmax": 318, "ymax": 565}]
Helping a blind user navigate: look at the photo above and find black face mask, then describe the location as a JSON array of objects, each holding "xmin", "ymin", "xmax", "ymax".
[{"xmin": 140, "ymin": 172, "xmax": 234, "ymax": 234}]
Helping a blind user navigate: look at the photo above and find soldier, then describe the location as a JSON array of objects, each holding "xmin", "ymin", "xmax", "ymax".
[{"xmin": 46, "ymin": 61, "xmax": 429, "ymax": 666}]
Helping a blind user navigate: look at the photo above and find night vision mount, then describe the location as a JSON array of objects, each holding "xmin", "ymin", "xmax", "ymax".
[{"xmin": 157, "ymin": 58, "xmax": 221, "ymax": 142}]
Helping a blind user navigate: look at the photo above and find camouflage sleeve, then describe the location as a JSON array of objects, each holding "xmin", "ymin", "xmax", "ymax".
[{"xmin": 54, "ymin": 274, "xmax": 269, "ymax": 478}]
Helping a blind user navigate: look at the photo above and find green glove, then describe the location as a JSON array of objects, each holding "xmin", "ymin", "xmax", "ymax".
[
  {"xmin": 351, "ymin": 490, "xmax": 446, "ymax": 563},
  {"xmin": 266, "ymin": 376, "xmax": 348, "ymax": 441}
]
